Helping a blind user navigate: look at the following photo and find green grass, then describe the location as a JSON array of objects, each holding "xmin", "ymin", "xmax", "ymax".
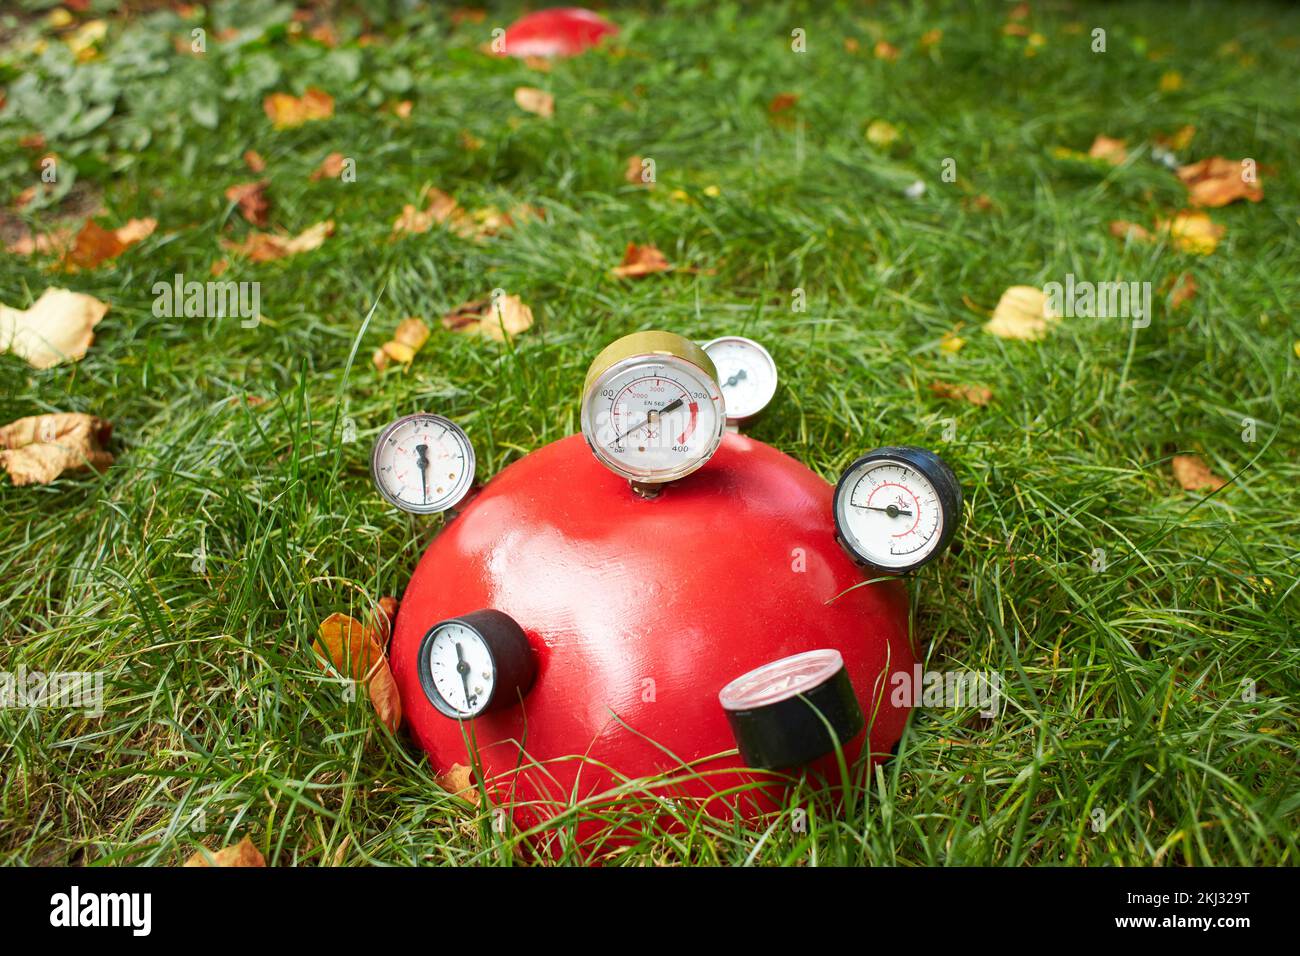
[{"xmin": 1, "ymin": 0, "xmax": 1297, "ymax": 865}]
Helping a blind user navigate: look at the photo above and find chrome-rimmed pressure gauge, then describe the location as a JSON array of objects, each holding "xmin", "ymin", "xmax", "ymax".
[
  {"xmin": 702, "ymin": 335, "xmax": 778, "ymax": 424},
  {"xmin": 370, "ymin": 413, "xmax": 476, "ymax": 514},
  {"xmin": 417, "ymin": 609, "xmax": 536, "ymax": 720},
  {"xmin": 580, "ymin": 331, "xmax": 727, "ymax": 490},
  {"xmin": 719, "ymin": 649, "xmax": 864, "ymax": 770},
  {"xmin": 833, "ymin": 445, "xmax": 962, "ymax": 574}
]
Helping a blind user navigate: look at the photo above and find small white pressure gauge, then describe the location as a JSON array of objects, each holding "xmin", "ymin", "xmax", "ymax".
[
  {"xmin": 370, "ymin": 413, "xmax": 475, "ymax": 514},
  {"xmin": 580, "ymin": 331, "xmax": 727, "ymax": 488},
  {"xmin": 702, "ymin": 336, "xmax": 778, "ymax": 423},
  {"xmin": 417, "ymin": 609, "xmax": 535, "ymax": 719},
  {"xmin": 833, "ymin": 446, "xmax": 962, "ymax": 574}
]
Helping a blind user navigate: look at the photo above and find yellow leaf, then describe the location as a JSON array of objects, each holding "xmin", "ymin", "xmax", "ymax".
[
  {"xmin": 866, "ymin": 119, "xmax": 899, "ymax": 147},
  {"xmin": 1158, "ymin": 211, "xmax": 1224, "ymax": 255},
  {"xmin": 184, "ymin": 836, "xmax": 266, "ymax": 867},
  {"xmin": 441, "ymin": 294, "xmax": 535, "ymax": 342},
  {"xmin": 940, "ymin": 330, "xmax": 965, "ymax": 354},
  {"xmin": 263, "ymin": 88, "xmax": 334, "ymax": 129},
  {"xmin": 984, "ymin": 285, "xmax": 1059, "ymax": 341},
  {"xmin": 372, "ymin": 317, "xmax": 431, "ymax": 370},
  {"xmin": 0, "ymin": 287, "xmax": 109, "ymax": 368},
  {"xmin": 0, "ymin": 412, "xmax": 113, "ymax": 486},
  {"xmin": 513, "ymin": 86, "xmax": 554, "ymax": 118},
  {"xmin": 1159, "ymin": 70, "xmax": 1183, "ymax": 92},
  {"xmin": 221, "ymin": 220, "xmax": 334, "ymax": 262}
]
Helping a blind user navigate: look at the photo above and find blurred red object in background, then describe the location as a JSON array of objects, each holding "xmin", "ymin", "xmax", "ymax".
[{"xmin": 500, "ymin": 7, "xmax": 618, "ymax": 58}]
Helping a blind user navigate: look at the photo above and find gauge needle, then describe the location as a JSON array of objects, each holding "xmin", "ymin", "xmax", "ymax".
[
  {"xmin": 724, "ymin": 369, "xmax": 748, "ymax": 388},
  {"xmin": 857, "ymin": 504, "xmax": 914, "ymax": 518},
  {"xmin": 415, "ymin": 443, "xmax": 430, "ymax": 503},
  {"xmin": 455, "ymin": 642, "xmax": 473, "ymax": 706},
  {"xmin": 610, "ymin": 397, "xmax": 685, "ymax": 445}
]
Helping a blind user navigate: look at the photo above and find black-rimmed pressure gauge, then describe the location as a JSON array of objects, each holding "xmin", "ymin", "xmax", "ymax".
[
  {"xmin": 833, "ymin": 446, "xmax": 962, "ymax": 575},
  {"xmin": 719, "ymin": 649, "xmax": 864, "ymax": 770},
  {"xmin": 417, "ymin": 609, "xmax": 536, "ymax": 719},
  {"xmin": 370, "ymin": 413, "xmax": 476, "ymax": 514}
]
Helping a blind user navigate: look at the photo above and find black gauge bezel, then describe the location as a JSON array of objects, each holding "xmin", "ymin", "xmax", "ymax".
[
  {"xmin": 832, "ymin": 445, "xmax": 962, "ymax": 575},
  {"xmin": 416, "ymin": 609, "xmax": 535, "ymax": 719}
]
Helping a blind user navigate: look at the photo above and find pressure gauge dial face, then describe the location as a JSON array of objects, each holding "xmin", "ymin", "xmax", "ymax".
[
  {"xmin": 581, "ymin": 331, "xmax": 726, "ymax": 485},
  {"xmin": 702, "ymin": 336, "xmax": 778, "ymax": 422},
  {"xmin": 417, "ymin": 609, "xmax": 535, "ymax": 720},
  {"xmin": 833, "ymin": 446, "xmax": 962, "ymax": 574},
  {"xmin": 370, "ymin": 413, "xmax": 475, "ymax": 514}
]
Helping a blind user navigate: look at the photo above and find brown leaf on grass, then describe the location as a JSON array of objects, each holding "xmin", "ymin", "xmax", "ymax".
[
  {"xmin": 458, "ymin": 129, "xmax": 484, "ymax": 152},
  {"xmin": 5, "ymin": 228, "xmax": 76, "ymax": 257},
  {"xmin": 611, "ymin": 242, "xmax": 671, "ymax": 278},
  {"xmin": 984, "ymin": 285, "xmax": 1059, "ymax": 341},
  {"xmin": 243, "ymin": 149, "xmax": 267, "ymax": 173},
  {"xmin": 211, "ymin": 258, "xmax": 229, "ymax": 277},
  {"xmin": 513, "ymin": 86, "xmax": 554, "ymax": 118},
  {"xmin": 313, "ymin": 612, "xmax": 401, "ymax": 732},
  {"xmin": 843, "ymin": 37, "xmax": 860, "ymax": 53},
  {"xmin": 220, "ymin": 220, "xmax": 334, "ymax": 262},
  {"xmin": 263, "ymin": 88, "xmax": 334, "ymax": 129},
  {"xmin": 0, "ymin": 287, "xmax": 109, "ymax": 368},
  {"xmin": 436, "ymin": 763, "xmax": 480, "ymax": 805},
  {"xmin": 389, "ymin": 100, "xmax": 414, "ymax": 119},
  {"xmin": 625, "ymin": 155, "xmax": 653, "ymax": 186},
  {"xmin": 184, "ymin": 836, "xmax": 266, "ymax": 868},
  {"xmin": 50, "ymin": 217, "xmax": 156, "ymax": 271},
  {"xmin": 874, "ymin": 40, "xmax": 900, "ymax": 61},
  {"xmin": 920, "ymin": 29, "xmax": 943, "ymax": 49},
  {"xmin": 962, "ymin": 193, "xmax": 995, "ymax": 213},
  {"xmin": 391, "ymin": 188, "xmax": 467, "ymax": 237},
  {"xmin": 441, "ymin": 294, "xmax": 535, "ymax": 342},
  {"xmin": 308, "ymin": 22, "xmax": 340, "ymax": 47},
  {"xmin": 224, "ymin": 180, "xmax": 270, "ymax": 226},
  {"xmin": 929, "ymin": 381, "xmax": 993, "ymax": 406},
  {"xmin": 372, "ymin": 317, "xmax": 431, "ymax": 370},
  {"xmin": 1165, "ymin": 272, "xmax": 1198, "ymax": 309},
  {"xmin": 1176, "ymin": 157, "xmax": 1263, "ymax": 207},
  {"xmin": 1088, "ymin": 135, "xmax": 1127, "ymax": 165},
  {"xmin": 768, "ymin": 92, "xmax": 799, "ymax": 114},
  {"xmin": 310, "ymin": 152, "xmax": 347, "ymax": 181},
  {"xmin": 1109, "ymin": 219, "xmax": 1152, "ymax": 242},
  {"xmin": 369, "ymin": 596, "xmax": 399, "ymax": 645},
  {"xmin": 1171, "ymin": 454, "xmax": 1226, "ymax": 492},
  {"xmin": 0, "ymin": 412, "xmax": 113, "ymax": 486}
]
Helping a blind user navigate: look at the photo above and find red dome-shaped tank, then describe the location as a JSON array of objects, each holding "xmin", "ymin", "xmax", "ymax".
[{"xmin": 390, "ymin": 432, "xmax": 917, "ymax": 852}]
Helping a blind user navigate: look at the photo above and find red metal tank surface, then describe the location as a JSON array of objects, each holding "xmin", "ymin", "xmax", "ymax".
[{"xmin": 390, "ymin": 432, "xmax": 917, "ymax": 849}]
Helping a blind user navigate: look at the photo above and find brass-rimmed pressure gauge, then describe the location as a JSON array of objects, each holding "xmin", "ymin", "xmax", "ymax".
[
  {"xmin": 833, "ymin": 446, "xmax": 962, "ymax": 574},
  {"xmin": 702, "ymin": 335, "xmax": 778, "ymax": 424},
  {"xmin": 370, "ymin": 413, "xmax": 475, "ymax": 514},
  {"xmin": 580, "ymin": 331, "xmax": 727, "ymax": 490}
]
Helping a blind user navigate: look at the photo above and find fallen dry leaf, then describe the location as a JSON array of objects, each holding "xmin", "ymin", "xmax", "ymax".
[
  {"xmin": 441, "ymin": 294, "xmax": 535, "ymax": 342},
  {"xmin": 184, "ymin": 836, "xmax": 265, "ymax": 868},
  {"xmin": 310, "ymin": 152, "xmax": 347, "ymax": 181},
  {"xmin": 625, "ymin": 154, "xmax": 653, "ymax": 186},
  {"xmin": 458, "ymin": 129, "xmax": 484, "ymax": 152},
  {"xmin": 1171, "ymin": 454, "xmax": 1226, "ymax": 492},
  {"xmin": 1176, "ymin": 156, "xmax": 1263, "ymax": 207},
  {"xmin": 940, "ymin": 329, "xmax": 965, "ymax": 354},
  {"xmin": 263, "ymin": 88, "xmax": 334, "ymax": 129},
  {"xmin": 0, "ymin": 288, "xmax": 109, "ymax": 368},
  {"xmin": 984, "ymin": 285, "xmax": 1059, "ymax": 341},
  {"xmin": 46, "ymin": 217, "xmax": 156, "ymax": 271},
  {"xmin": 391, "ymin": 188, "xmax": 469, "ymax": 238},
  {"xmin": 437, "ymin": 763, "xmax": 480, "ymax": 805},
  {"xmin": 874, "ymin": 40, "xmax": 900, "ymax": 61},
  {"xmin": 221, "ymin": 220, "xmax": 334, "ymax": 262},
  {"xmin": 1166, "ymin": 272, "xmax": 1198, "ymax": 309},
  {"xmin": 843, "ymin": 37, "xmax": 860, "ymax": 53},
  {"xmin": 390, "ymin": 99, "xmax": 414, "ymax": 119},
  {"xmin": 866, "ymin": 119, "xmax": 900, "ymax": 148},
  {"xmin": 313, "ymin": 612, "xmax": 401, "ymax": 732},
  {"xmin": 0, "ymin": 412, "xmax": 113, "ymax": 486},
  {"xmin": 920, "ymin": 29, "xmax": 943, "ymax": 49},
  {"xmin": 1088, "ymin": 135, "xmax": 1127, "ymax": 165},
  {"xmin": 611, "ymin": 242, "xmax": 672, "ymax": 278},
  {"xmin": 514, "ymin": 86, "xmax": 554, "ymax": 118},
  {"xmin": 768, "ymin": 92, "xmax": 799, "ymax": 114},
  {"xmin": 243, "ymin": 149, "xmax": 267, "ymax": 173},
  {"xmin": 1109, "ymin": 219, "xmax": 1152, "ymax": 242},
  {"xmin": 224, "ymin": 180, "xmax": 270, "ymax": 226},
  {"xmin": 1158, "ymin": 211, "xmax": 1224, "ymax": 255},
  {"xmin": 930, "ymin": 381, "xmax": 993, "ymax": 406},
  {"xmin": 372, "ymin": 317, "xmax": 431, "ymax": 370},
  {"xmin": 1159, "ymin": 70, "xmax": 1183, "ymax": 92}
]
